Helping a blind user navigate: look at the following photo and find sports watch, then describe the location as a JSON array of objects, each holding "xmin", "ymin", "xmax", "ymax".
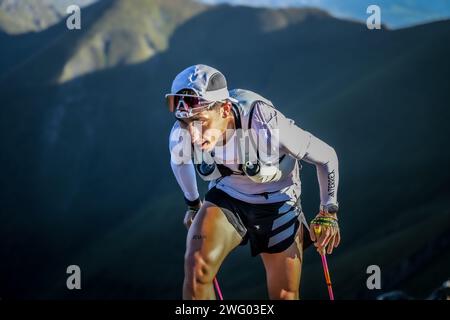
[{"xmin": 320, "ymin": 203, "xmax": 339, "ymax": 214}]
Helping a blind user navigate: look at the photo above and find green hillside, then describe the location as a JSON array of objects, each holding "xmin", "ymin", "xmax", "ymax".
[
  {"xmin": 0, "ymin": 0, "xmax": 205, "ymax": 83},
  {"xmin": 0, "ymin": 0, "xmax": 449, "ymax": 299},
  {"xmin": 0, "ymin": 1, "xmax": 101, "ymax": 33}
]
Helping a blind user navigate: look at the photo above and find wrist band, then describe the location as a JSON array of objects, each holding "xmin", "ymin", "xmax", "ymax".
[
  {"xmin": 311, "ymin": 216, "xmax": 339, "ymax": 228},
  {"xmin": 319, "ymin": 211, "xmax": 338, "ymax": 220},
  {"xmin": 184, "ymin": 196, "xmax": 200, "ymax": 207}
]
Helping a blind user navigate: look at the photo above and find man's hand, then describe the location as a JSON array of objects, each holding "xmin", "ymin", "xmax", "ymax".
[
  {"xmin": 183, "ymin": 201, "xmax": 202, "ymax": 229},
  {"xmin": 309, "ymin": 212, "xmax": 340, "ymax": 255}
]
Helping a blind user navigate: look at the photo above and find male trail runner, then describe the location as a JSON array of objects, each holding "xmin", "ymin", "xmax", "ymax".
[{"xmin": 167, "ymin": 64, "xmax": 340, "ymax": 300}]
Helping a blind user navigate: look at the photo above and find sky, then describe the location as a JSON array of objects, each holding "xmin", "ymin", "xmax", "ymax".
[{"xmin": 198, "ymin": 0, "xmax": 450, "ymax": 28}]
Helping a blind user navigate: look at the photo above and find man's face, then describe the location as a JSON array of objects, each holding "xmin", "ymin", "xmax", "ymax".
[{"xmin": 179, "ymin": 103, "xmax": 230, "ymax": 152}]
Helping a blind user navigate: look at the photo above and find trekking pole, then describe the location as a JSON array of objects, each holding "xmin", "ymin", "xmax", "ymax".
[
  {"xmin": 213, "ymin": 277, "xmax": 224, "ymax": 300},
  {"xmin": 314, "ymin": 225, "xmax": 335, "ymax": 300},
  {"xmin": 319, "ymin": 252, "xmax": 334, "ymax": 300}
]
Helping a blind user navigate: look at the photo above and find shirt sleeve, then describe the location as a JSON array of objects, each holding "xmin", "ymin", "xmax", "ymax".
[
  {"xmin": 252, "ymin": 102, "xmax": 339, "ymax": 206},
  {"xmin": 169, "ymin": 121, "xmax": 200, "ymax": 202},
  {"xmin": 302, "ymin": 135, "xmax": 339, "ymax": 206}
]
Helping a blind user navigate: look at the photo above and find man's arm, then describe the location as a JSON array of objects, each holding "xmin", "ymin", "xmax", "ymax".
[
  {"xmin": 300, "ymin": 137, "xmax": 340, "ymax": 254},
  {"xmin": 284, "ymin": 126, "xmax": 339, "ymax": 207},
  {"xmin": 253, "ymin": 102, "xmax": 339, "ymax": 206},
  {"xmin": 253, "ymin": 103, "xmax": 340, "ymax": 253},
  {"xmin": 302, "ymin": 135, "xmax": 339, "ymax": 208},
  {"xmin": 169, "ymin": 121, "xmax": 200, "ymax": 205},
  {"xmin": 170, "ymin": 162, "xmax": 200, "ymax": 204}
]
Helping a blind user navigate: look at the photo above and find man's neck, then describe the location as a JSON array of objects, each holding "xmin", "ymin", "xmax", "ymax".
[{"xmin": 217, "ymin": 115, "xmax": 236, "ymax": 147}]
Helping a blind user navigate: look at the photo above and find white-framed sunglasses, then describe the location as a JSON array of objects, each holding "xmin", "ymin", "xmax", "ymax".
[{"xmin": 165, "ymin": 93, "xmax": 223, "ymax": 119}]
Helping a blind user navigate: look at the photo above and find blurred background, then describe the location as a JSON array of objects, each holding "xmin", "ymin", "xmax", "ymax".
[{"xmin": 0, "ymin": 0, "xmax": 449, "ymax": 300}]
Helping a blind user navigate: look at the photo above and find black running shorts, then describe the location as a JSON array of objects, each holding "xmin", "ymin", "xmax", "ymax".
[{"xmin": 205, "ymin": 187, "xmax": 312, "ymax": 256}]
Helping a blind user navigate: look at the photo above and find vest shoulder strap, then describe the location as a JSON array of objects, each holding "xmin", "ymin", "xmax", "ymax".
[{"xmin": 229, "ymin": 88, "xmax": 275, "ymax": 130}]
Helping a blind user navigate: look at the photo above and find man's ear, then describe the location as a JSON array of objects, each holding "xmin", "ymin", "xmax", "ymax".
[{"xmin": 221, "ymin": 101, "xmax": 232, "ymax": 118}]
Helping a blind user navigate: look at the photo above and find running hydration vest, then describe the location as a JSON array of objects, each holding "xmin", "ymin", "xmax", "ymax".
[{"xmin": 194, "ymin": 89, "xmax": 297, "ymax": 183}]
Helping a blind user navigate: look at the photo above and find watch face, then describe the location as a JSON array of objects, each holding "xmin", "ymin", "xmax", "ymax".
[{"xmin": 327, "ymin": 204, "xmax": 339, "ymax": 213}]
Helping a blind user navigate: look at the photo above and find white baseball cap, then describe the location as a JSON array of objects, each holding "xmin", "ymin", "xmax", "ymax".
[{"xmin": 166, "ymin": 64, "xmax": 238, "ymax": 107}]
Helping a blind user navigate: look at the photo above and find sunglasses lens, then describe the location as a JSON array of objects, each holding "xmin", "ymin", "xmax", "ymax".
[
  {"xmin": 167, "ymin": 93, "xmax": 215, "ymax": 118},
  {"xmin": 174, "ymin": 96, "xmax": 202, "ymax": 110}
]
